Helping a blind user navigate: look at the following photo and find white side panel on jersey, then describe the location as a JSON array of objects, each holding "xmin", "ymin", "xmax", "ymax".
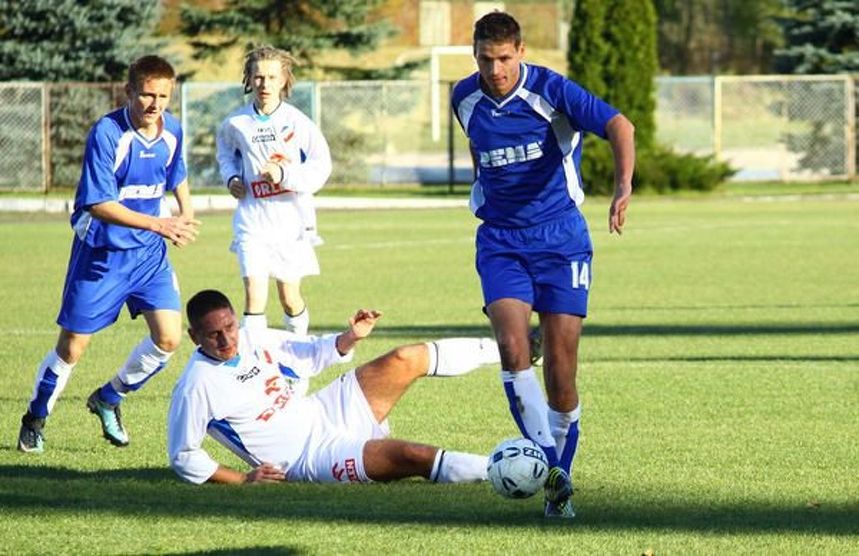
[
  {"xmin": 113, "ymin": 131, "xmax": 135, "ymax": 173},
  {"xmin": 456, "ymin": 89, "xmax": 484, "ymax": 131},
  {"xmin": 518, "ymin": 88, "xmax": 584, "ymax": 207},
  {"xmin": 162, "ymin": 130, "xmax": 180, "ymax": 167}
]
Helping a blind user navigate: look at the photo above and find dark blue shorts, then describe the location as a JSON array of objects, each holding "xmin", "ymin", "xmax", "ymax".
[
  {"xmin": 57, "ymin": 238, "xmax": 180, "ymax": 334},
  {"xmin": 476, "ymin": 211, "xmax": 593, "ymax": 317}
]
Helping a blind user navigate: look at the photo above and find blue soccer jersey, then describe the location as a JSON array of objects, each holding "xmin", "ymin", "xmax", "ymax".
[
  {"xmin": 452, "ymin": 63, "xmax": 618, "ymax": 228},
  {"xmin": 71, "ymin": 107, "xmax": 187, "ymax": 249}
]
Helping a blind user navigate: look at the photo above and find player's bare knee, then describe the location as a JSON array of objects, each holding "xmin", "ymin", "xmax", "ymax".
[
  {"xmin": 385, "ymin": 344, "xmax": 426, "ymax": 377},
  {"xmin": 153, "ymin": 333, "xmax": 180, "ymax": 353},
  {"xmin": 494, "ymin": 333, "xmax": 529, "ymax": 369},
  {"xmin": 397, "ymin": 442, "xmax": 435, "ymax": 468}
]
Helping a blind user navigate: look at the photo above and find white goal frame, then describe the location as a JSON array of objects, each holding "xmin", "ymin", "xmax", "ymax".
[{"xmin": 430, "ymin": 45, "xmax": 473, "ymax": 141}]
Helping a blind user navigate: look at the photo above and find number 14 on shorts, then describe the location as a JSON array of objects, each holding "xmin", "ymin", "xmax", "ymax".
[{"xmin": 571, "ymin": 261, "xmax": 590, "ymax": 289}]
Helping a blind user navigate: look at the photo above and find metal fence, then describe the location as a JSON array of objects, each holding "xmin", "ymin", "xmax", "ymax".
[
  {"xmin": 1, "ymin": 75, "xmax": 856, "ymax": 191},
  {"xmin": 656, "ymin": 75, "xmax": 856, "ymax": 181}
]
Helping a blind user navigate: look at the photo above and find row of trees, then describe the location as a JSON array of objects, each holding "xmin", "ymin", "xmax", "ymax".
[
  {"xmin": 0, "ymin": 0, "xmax": 855, "ymax": 191},
  {"xmin": 1, "ymin": 1, "xmax": 856, "ymax": 82}
]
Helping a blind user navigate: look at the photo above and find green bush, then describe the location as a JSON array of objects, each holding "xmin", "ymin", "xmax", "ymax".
[{"xmin": 580, "ymin": 136, "xmax": 736, "ymax": 194}]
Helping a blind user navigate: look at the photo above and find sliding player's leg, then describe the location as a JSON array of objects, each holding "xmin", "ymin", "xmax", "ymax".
[
  {"xmin": 362, "ymin": 439, "xmax": 487, "ymax": 483},
  {"xmin": 356, "ymin": 339, "xmax": 500, "ymax": 423}
]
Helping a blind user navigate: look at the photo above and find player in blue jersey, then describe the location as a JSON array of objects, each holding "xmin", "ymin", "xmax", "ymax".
[
  {"xmin": 17, "ymin": 55, "xmax": 201, "ymax": 454},
  {"xmin": 451, "ymin": 12, "xmax": 635, "ymax": 518}
]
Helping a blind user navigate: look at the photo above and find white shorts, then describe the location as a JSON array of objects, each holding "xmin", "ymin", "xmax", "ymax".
[
  {"xmin": 231, "ymin": 238, "xmax": 319, "ymax": 283},
  {"xmin": 288, "ymin": 370, "xmax": 390, "ymax": 483}
]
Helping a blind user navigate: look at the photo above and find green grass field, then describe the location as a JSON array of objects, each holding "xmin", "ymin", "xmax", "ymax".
[{"xmin": 0, "ymin": 196, "xmax": 857, "ymax": 554}]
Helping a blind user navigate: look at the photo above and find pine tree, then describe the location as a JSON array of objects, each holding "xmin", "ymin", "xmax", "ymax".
[
  {"xmin": 775, "ymin": 0, "xmax": 859, "ymax": 73},
  {"xmin": 0, "ymin": 0, "xmax": 161, "ymax": 81},
  {"xmin": 567, "ymin": 0, "xmax": 734, "ymax": 193},
  {"xmin": 568, "ymin": 0, "xmax": 658, "ymax": 147},
  {"xmin": 181, "ymin": 0, "xmax": 392, "ymax": 67}
]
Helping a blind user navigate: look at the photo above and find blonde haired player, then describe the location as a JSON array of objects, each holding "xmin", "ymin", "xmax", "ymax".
[{"xmin": 217, "ymin": 46, "xmax": 330, "ymax": 334}]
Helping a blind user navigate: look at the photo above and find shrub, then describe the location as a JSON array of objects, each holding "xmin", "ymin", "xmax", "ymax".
[{"xmin": 580, "ymin": 136, "xmax": 735, "ymax": 195}]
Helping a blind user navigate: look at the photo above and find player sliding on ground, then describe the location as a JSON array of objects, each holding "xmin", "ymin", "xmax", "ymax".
[{"xmin": 168, "ymin": 289, "xmax": 501, "ymax": 485}]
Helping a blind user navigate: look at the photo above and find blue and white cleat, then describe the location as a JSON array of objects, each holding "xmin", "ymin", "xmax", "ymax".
[
  {"xmin": 543, "ymin": 466, "xmax": 575, "ymax": 519},
  {"xmin": 86, "ymin": 390, "xmax": 129, "ymax": 447},
  {"xmin": 17, "ymin": 413, "xmax": 45, "ymax": 454}
]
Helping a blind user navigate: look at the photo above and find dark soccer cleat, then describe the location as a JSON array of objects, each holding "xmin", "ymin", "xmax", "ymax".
[
  {"xmin": 17, "ymin": 413, "xmax": 45, "ymax": 454},
  {"xmin": 543, "ymin": 466, "xmax": 575, "ymax": 519},
  {"xmin": 86, "ymin": 390, "xmax": 129, "ymax": 447},
  {"xmin": 529, "ymin": 326, "xmax": 543, "ymax": 367}
]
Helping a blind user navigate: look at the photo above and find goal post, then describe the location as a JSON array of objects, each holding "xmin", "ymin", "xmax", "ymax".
[{"xmin": 430, "ymin": 45, "xmax": 474, "ymax": 141}]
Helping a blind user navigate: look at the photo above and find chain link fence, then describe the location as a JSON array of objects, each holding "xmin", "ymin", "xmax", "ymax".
[
  {"xmin": 1, "ymin": 75, "xmax": 856, "ymax": 191},
  {"xmin": 0, "ymin": 83, "xmax": 44, "ymax": 191},
  {"xmin": 656, "ymin": 75, "xmax": 856, "ymax": 181}
]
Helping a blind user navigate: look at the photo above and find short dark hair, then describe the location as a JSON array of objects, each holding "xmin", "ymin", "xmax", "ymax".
[
  {"xmin": 473, "ymin": 11, "xmax": 522, "ymax": 47},
  {"xmin": 186, "ymin": 290, "xmax": 234, "ymax": 329},
  {"xmin": 127, "ymin": 55, "xmax": 176, "ymax": 90}
]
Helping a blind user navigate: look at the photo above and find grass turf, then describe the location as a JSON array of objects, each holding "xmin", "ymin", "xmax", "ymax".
[{"xmin": 0, "ymin": 197, "xmax": 857, "ymax": 554}]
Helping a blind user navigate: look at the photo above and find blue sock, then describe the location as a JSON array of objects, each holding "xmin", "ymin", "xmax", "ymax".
[
  {"xmin": 501, "ymin": 368, "xmax": 559, "ymax": 467},
  {"xmin": 98, "ymin": 381, "xmax": 123, "ymax": 406},
  {"xmin": 559, "ymin": 420, "xmax": 580, "ymax": 475}
]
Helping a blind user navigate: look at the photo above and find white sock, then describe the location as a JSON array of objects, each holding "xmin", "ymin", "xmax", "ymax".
[
  {"xmin": 425, "ymin": 338, "xmax": 500, "ymax": 376},
  {"xmin": 27, "ymin": 350, "xmax": 75, "ymax": 418},
  {"xmin": 548, "ymin": 404, "xmax": 581, "ymax": 458},
  {"xmin": 501, "ymin": 368, "xmax": 558, "ymax": 466},
  {"xmin": 241, "ymin": 313, "xmax": 268, "ymax": 331},
  {"xmin": 283, "ymin": 307, "xmax": 309, "ymax": 335},
  {"xmin": 111, "ymin": 336, "xmax": 172, "ymax": 394},
  {"xmin": 430, "ymin": 449, "xmax": 488, "ymax": 483}
]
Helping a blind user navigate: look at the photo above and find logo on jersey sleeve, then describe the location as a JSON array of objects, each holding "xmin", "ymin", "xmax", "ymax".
[{"xmin": 478, "ymin": 141, "xmax": 543, "ymax": 168}]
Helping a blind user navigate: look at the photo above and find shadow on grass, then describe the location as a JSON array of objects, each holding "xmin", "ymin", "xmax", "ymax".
[
  {"xmin": 166, "ymin": 549, "xmax": 298, "ymax": 555},
  {"xmin": 350, "ymin": 322, "xmax": 859, "ymax": 340},
  {"xmin": 0, "ymin": 464, "xmax": 855, "ymax": 535}
]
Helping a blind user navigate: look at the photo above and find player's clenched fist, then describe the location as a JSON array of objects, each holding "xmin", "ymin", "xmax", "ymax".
[
  {"xmin": 260, "ymin": 160, "xmax": 285, "ymax": 185},
  {"xmin": 227, "ymin": 176, "xmax": 246, "ymax": 199}
]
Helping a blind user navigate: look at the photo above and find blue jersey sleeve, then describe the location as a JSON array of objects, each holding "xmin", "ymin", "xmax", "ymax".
[
  {"xmin": 556, "ymin": 77, "xmax": 618, "ymax": 139},
  {"xmin": 77, "ymin": 119, "xmax": 121, "ymax": 209}
]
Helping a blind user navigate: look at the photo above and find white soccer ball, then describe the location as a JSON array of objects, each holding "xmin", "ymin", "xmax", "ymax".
[{"xmin": 487, "ymin": 437, "xmax": 549, "ymax": 499}]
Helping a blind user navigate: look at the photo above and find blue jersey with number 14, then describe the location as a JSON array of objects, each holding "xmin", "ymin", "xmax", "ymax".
[
  {"xmin": 70, "ymin": 107, "xmax": 187, "ymax": 250},
  {"xmin": 452, "ymin": 63, "xmax": 618, "ymax": 228}
]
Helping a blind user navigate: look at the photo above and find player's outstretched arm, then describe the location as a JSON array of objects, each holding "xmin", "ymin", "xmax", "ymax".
[
  {"xmin": 605, "ymin": 114, "xmax": 636, "ymax": 235},
  {"xmin": 335, "ymin": 309, "xmax": 382, "ymax": 355},
  {"xmin": 88, "ymin": 200, "xmax": 201, "ymax": 247},
  {"xmin": 208, "ymin": 462, "xmax": 286, "ymax": 485}
]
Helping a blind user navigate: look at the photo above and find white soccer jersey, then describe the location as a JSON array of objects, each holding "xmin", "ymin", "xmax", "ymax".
[
  {"xmin": 216, "ymin": 101, "xmax": 332, "ymax": 243},
  {"xmin": 167, "ymin": 327, "xmax": 352, "ymax": 484}
]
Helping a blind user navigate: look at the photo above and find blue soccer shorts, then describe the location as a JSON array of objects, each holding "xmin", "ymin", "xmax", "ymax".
[
  {"xmin": 57, "ymin": 238, "xmax": 180, "ymax": 334},
  {"xmin": 475, "ymin": 210, "xmax": 593, "ymax": 317}
]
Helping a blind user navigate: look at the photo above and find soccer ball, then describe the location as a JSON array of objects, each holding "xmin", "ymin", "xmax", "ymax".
[{"xmin": 487, "ymin": 437, "xmax": 548, "ymax": 499}]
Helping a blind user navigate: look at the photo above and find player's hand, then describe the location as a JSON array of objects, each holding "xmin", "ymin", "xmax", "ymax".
[
  {"xmin": 609, "ymin": 182, "xmax": 632, "ymax": 235},
  {"xmin": 260, "ymin": 161, "xmax": 285, "ymax": 185},
  {"xmin": 349, "ymin": 309, "xmax": 382, "ymax": 339},
  {"xmin": 245, "ymin": 462, "xmax": 286, "ymax": 484},
  {"xmin": 155, "ymin": 215, "xmax": 201, "ymax": 247},
  {"xmin": 228, "ymin": 177, "xmax": 246, "ymax": 199}
]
